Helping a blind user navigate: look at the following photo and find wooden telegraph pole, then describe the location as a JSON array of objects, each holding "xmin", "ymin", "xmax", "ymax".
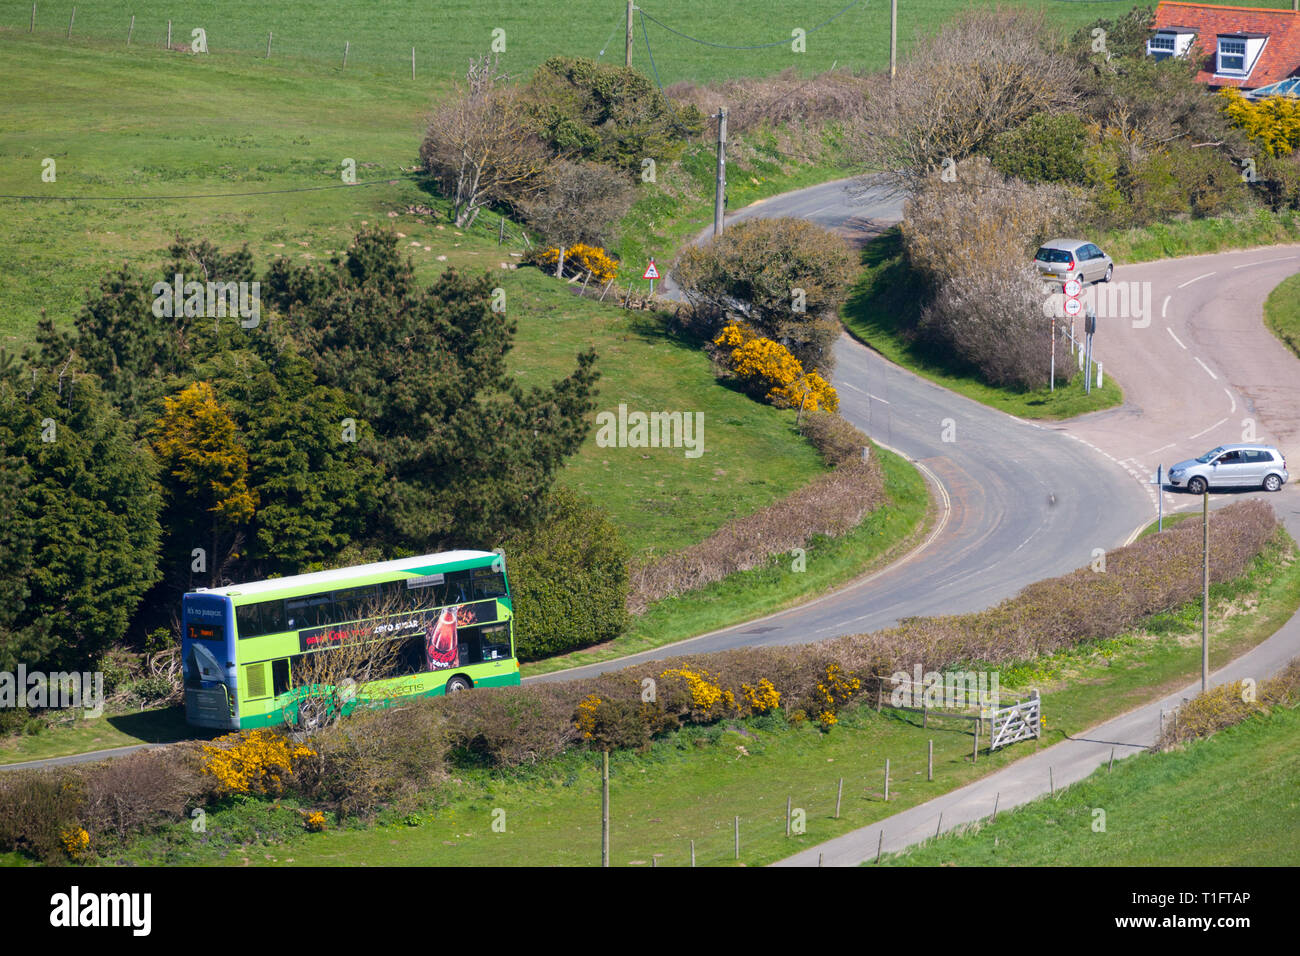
[
  {"xmin": 1202, "ymin": 491, "xmax": 1210, "ymax": 691},
  {"xmin": 626, "ymin": 1, "xmax": 634, "ymax": 68},
  {"xmin": 890, "ymin": 0, "xmax": 898, "ymax": 80},
  {"xmin": 601, "ymin": 749, "xmax": 610, "ymax": 867},
  {"xmin": 713, "ymin": 108, "xmax": 727, "ymax": 236}
]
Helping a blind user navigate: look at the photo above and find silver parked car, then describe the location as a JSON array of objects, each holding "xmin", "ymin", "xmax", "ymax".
[
  {"xmin": 1167, "ymin": 444, "xmax": 1289, "ymax": 495},
  {"xmin": 1034, "ymin": 238, "xmax": 1114, "ymax": 285}
]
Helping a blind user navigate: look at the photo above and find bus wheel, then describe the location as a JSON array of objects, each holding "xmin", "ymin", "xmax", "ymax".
[{"xmin": 446, "ymin": 676, "xmax": 473, "ymax": 694}]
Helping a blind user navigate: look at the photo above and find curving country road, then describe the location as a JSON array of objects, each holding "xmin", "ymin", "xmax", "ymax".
[{"xmin": 532, "ymin": 178, "xmax": 1156, "ymax": 684}]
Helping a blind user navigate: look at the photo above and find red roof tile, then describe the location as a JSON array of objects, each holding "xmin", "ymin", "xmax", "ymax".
[{"xmin": 1152, "ymin": 2, "xmax": 1300, "ymax": 88}]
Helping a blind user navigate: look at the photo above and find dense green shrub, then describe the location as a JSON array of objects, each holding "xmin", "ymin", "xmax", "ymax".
[
  {"xmin": 987, "ymin": 113, "xmax": 1089, "ymax": 185},
  {"xmin": 506, "ymin": 487, "xmax": 630, "ymax": 660},
  {"xmin": 673, "ymin": 217, "xmax": 857, "ymax": 374},
  {"xmin": 525, "ymin": 56, "xmax": 703, "ymax": 175}
]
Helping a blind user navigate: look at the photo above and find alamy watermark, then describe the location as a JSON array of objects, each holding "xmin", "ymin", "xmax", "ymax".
[
  {"xmin": 0, "ymin": 665, "xmax": 104, "ymax": 717},
  {"xmin": 889, "ymin": 665, "xmax": 1000, "ymax": 710},
  {"xmin": 594, "ymin": 404, "xmax": 704, "ymax": 459},
  {"xmin": 152, "ymin": 273, "xmax": 260, "ymax": 329},
  {"xmin": 1043, "ymin": 280, "xmax": 1152, "ymax": 329}
]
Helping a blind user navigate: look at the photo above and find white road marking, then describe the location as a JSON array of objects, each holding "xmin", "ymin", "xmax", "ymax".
[
  {"xmin": 1147, "ymin": 443, "xmax": 1176, "ymax": 456},
  {"xmin": 1177, "ymin": 272, "xmax": 1215, "ymax": 289},
  {"xmin": 1194, "ymin": 356, "xmax": 1218, "ymax": 380},
  {"xmin": 1187, "ymin": 417, "xmax": 1228, "ymax": 441},
  {"xmin": 840, "ymin": 381, "xmax": 865, "ymax": 393},
  {"xmin": 1232, "ymin": 255, "xmax": 1298, "ymax": 269},
  {"xmin": 1162, "ymin": 295, "xmax": 1170, "ymax": 319},
  {"xmin": 869, "ymin": 394, "xmax": 891, "ymax": 405},
  {"xmin": 1224, "ymin": 388, "xmax": 1236, "ymax": 414},
  {"xmin": 1166, "ymin": 327, "xmax": 1187, "ymax": 349}
]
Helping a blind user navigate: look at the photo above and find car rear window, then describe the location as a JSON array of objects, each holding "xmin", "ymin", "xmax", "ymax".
[{"xmin": 1035, "ymin": 248, "xmax": 1072, "ymax": 263}]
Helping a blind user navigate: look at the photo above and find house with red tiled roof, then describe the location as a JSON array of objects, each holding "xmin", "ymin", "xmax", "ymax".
[{"xmin": 1148, "ymin": 2, "xmax": 1300, "ymax": 93}]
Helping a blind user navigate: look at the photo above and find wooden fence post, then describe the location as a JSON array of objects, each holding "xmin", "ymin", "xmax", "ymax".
[
  {"xmin": 266, "ymin": 31, "xmax": 273, "ymax": 58},
  {"xmin": 835, "ymin": 778, "xmax": 843, "ymax": 819},
  {"xmin": 128, "ymin": 14, "xmax": 134, "ymax": 46},
  {"xmin": 66, "ymin": 5, "xmax": 74, "ymax": 39},
  {"xmin": 342, "ymin": 40, "xmax": 349, "ymax": 69},
  {"xmin": 884, "ymin": 758, "xmax": 890, "ymax": 801},
  {"xmin": 927, "ymin": 739, "xmax": 933, "ymax": 781}
]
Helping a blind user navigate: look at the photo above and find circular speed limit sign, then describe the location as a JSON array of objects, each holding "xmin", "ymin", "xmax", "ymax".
[
  {"xmin": 1063, "ymin": 278, "xmax": 1083, "ymax": 298},
  {"xmin": 1064, "ymin": 297, "xmax": 1082, "ymax": 316}
]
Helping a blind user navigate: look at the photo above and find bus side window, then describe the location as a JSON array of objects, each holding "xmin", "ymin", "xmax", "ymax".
[
  {"xmin": 261, "ymin": 600, "xmax": 288, "ymax": 635},
  {"xmin": 236, "ymin": 603, "xmax": 264, "ymax": 639},
  {"xmin": 272, "ymin": 658, "xmax": 291, "ymax": 697},
  {"xmin": 472, "ymin": 568, "xmax": 506, "ymax": 599}
]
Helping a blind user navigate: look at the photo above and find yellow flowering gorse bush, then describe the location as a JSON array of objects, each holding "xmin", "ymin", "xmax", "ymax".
[
  {"xmin": 741, "ymin": 678, "xmax": 782, "ymax": 713},
  {"xmin": 1218, "ymin": 89, "xmax": 1300, "ymax": 157},
  {"xmin": 712, "ymin": 322, "xmax": 839, "ymax": 412},
  {"xmin": 534, "ymin": 243, "xmax": 620, "ymax": 283},
  {"xmin": 574, "ymin": 694, "xmax": 601, "ymax": 739},
  {"xmin": 660, "ymin": 666, "xmax": 736, "ymax": 716},
  {"xmin": 61, "ymin": 826, "xmax": 90, "ymax": 860},
  {"xmin": 814, "ymin": 663, "xmax": 861, "ymax": 729},
  {"xmin": 200, "ymin": 729, "xmax": 316, "ymax": 796}
]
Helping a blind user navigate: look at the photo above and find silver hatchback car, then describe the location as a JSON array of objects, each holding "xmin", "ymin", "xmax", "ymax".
[
  {"xmin": 1167, "ymin": 444, "xmax": 1289, "ymax": 494},
  {"xmin": 1034, "ymin": 238, "xmax": 1114, "ymax": 285}
]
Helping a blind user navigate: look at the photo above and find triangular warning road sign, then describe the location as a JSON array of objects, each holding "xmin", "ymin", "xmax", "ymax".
[{"xmin": 642, "ymin": 260, "xmax": 660, "ymax": 280}]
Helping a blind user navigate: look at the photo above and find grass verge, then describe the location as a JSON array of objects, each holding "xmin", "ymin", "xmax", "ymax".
[
  {"xmin": 884, "ymin": 700, "xmax": 1300, "ymax": 866},
  {"xmin": 1263, "ymin": 271, "xmax": 1300, "ymax": 361},
  {"xmin": 523, "ymin": 442, "xmax": 931, "ymax": 677},
  {"xmin": 1101, "ymin": 208, "xmax": 1300, "ymax": 265},
  {"xmin": 0, "ymin": 706, "xmax": 191, "ymax": 767},
  {"xmin": 840, "ymin": 229, "xmax": 1123, "ymax": 420}
]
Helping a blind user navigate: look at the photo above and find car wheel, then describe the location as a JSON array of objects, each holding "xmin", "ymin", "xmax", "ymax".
[
  {"xmin": 1103, "ymin": 263, "xmax": 1113, "ymax": 282},
  {"xmin": 1264, "ymin": 474, "xmax": 1283, "ymax": 492},
  {"xmin": 1188, "ymin": 476, "xmax": 1208, "ymax": 495},
  {"xmin": 445, "ymin": 675, "xmax": 472, "ymax": 694}
]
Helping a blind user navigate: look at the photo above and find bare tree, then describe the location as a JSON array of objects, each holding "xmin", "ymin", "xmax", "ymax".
[
  {"xmin": 848, "ymin": 8, "xmax": 1082, "ymax": 188},
  {"xmin": 420, "ymin": 54, "xmax": 551, "ymax": 227},
  {"xmin": 518, "ymin": 160, "xmax": 633, "ymax": 276},
  {"xmin": 290, "ymin": 588, "xmax": 440, "ymax": 731},
  {"xmin": 901, "ymin": 156, "xmax": 1086, "ymax": 281}
]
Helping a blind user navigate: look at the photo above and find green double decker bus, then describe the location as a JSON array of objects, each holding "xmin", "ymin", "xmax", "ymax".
[{"xmin": 182, "ymin": 550, "xmax": 519, "ymax": 730}]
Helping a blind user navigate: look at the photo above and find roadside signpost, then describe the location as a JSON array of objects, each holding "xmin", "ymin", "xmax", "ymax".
[
  {"xmin": 643, "ymin": 258, "xmax": 659, "ymax": 295},
  {"xmin": 1084, "ymin": 306, "xmax": 1097, "ymax": 394}
]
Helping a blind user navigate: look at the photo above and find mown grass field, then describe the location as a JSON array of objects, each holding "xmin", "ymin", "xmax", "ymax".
[
  {"xmin": 886, "ymin": 701, "xmax": 1300, "ymax": 866},
  {"xmin": 79, "ymin": 525, "xmax": 1299, "ymax": 867}
]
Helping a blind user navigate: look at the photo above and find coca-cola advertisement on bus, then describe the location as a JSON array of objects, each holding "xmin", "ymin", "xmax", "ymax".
[{"xmin": 424, "ymin": 601, "xmax": 493, "ymax": 670}]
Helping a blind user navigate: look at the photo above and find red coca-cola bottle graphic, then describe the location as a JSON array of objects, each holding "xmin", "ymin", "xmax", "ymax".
[{"xmin": 425, "ymin": 606, "xmax": 459, "ymax": 669}]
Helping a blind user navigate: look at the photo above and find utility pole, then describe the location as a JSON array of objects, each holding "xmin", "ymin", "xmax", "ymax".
[
  {"xmin": 1202, "ymin": 491, "xmax": 1210, "ymax": 692},
  {"xmin": 714, "ymin": 107, "xmax": 728, "ymax": 236},
  {"xmin": 601, "ymin": 749, "xmax": 610, "ymax": 866},
  {"xmin": 626, "ymin": 0, "xmax": 634, "ymax": 68},
  {"xmin": 890, "ymin": 0, "xmax": 898, "ymax": 80}
]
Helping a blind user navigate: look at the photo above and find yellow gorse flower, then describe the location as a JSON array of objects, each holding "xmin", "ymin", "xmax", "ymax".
[{"xmin": 200, "ymin": 729, "xmax": 315, "ymax": 796}]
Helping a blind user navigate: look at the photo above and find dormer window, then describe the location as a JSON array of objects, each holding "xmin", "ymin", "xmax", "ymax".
[
  {"xmin": 1219, "ymin": 38, "xmax": 1247, "ymax": 73},
  {"xmin": 1215, "ymin": 33, "xmax": 1267, "ymax": 78},
  {"xmin": 1147, "ymin": 29, "xmax": 1196, "ymax": 61}
]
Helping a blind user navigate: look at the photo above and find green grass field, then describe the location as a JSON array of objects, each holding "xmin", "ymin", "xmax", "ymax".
[
  {"xmin": 85, "ymin": 525, "xmax": 1299, "ymax": 866},
  {"xmin": 886, "ymin": 701, "xmax": 1300, "ymax": 866},
  {"xmin": 1264, "ymin": 270, "xmax": 1300, "ymax": 361}
]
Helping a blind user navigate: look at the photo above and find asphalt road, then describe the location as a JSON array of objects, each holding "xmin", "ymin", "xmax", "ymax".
[{"xmin": 531, "ymin": 178, "xmax": 1152, "ymax": 684}]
